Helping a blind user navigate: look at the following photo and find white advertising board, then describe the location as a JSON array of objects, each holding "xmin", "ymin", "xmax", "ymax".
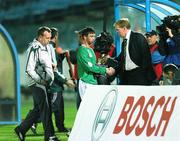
[{"xmin": 68, "ymin": 85, "xmax": 180, "ymax": 141}]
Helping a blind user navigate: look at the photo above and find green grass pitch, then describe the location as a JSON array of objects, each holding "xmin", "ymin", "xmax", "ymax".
[{"xmin": 0, "ymin": 98, "xmax": 77, "ymax": 141}]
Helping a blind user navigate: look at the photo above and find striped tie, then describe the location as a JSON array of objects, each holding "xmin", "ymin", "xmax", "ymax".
[{"xmin": 122, "ymin": 39, "xmax": 127, "ymax": 70}]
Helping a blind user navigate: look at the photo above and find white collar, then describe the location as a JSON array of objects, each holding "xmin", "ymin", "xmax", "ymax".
[
  {"xmin": 33, "ymin": 38, "xmax": 45, "ymax": 48},
  {"xmin": 125, "ymin": 30, "xmax": 131, "ymax": 40}
]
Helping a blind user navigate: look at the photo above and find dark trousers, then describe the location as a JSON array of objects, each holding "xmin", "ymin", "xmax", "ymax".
[
  {"xmin": 121, "ymin": 67, "xmax": 149, "ymax": 85},
  {"xmin": 18, "ymin": 85, "xmax": 55, "ymax": 141},
  {"xmin": 51, "ymin": 91, "xmax": 65, "ymax": 129}
]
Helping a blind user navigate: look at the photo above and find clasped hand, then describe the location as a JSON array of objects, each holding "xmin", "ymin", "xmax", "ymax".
[{"xmin": 106, "ymin": 67, "xmax": 115, "ymax": 76}]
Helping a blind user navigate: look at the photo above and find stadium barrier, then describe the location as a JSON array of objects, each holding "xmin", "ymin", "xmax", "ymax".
[{"xmin": 69, "ymin": 85, "xmax": 180, "ymax": 141}]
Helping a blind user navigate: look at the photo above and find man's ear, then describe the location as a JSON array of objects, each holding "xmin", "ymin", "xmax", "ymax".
[{"xmin": 81, "ymin": 35, "xmax": 86, "ymax": 40}]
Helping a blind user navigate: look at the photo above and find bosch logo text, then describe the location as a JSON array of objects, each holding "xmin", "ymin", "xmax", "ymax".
[{"xmin": 113, "ymin": 96, "xmax": 177, "ymax": 136}]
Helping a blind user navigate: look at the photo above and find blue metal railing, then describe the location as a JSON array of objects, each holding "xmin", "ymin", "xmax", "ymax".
[
  {"xmin": 114, "ymin": 0, "xmax": 179, "ymax": 56},
  {"xmin": 0, "ymin": 24, "xmax": 21, "ymax": 125}
]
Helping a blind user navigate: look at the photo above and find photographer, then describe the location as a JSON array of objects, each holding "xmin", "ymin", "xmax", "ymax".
[
  {"xmin": 94, "ymin": 31, "xmax": 117, "ymax": 85},
  {"xmin": 157, "ymin": 15, "xmax": 180, "ymax": 68},
  {"xmin": 163, "ymin": 26, "xmax": 180, "ymax": 67},
  {"xmin": 94, "ymin": 31, "xmax": 116, "ymax": 60}
]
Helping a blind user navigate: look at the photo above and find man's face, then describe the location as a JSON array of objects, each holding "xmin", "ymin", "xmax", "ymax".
[
  {"xmin": 115, "ymin": 26, "xmax": 126, "ymax": 38},
  {"xmin": 164, "ymin": 71, "xmax": 174, "ymax": 81},
  {"xmin": 146, "ymin": 34, "xmax": 158, "ymax": 46},
  {"xmin": 85, "ymin": 33, "xmax": 96, "ymax": 45},
  {"xmin": 39, "ymin": 31, "xmax": 51, "ymax": 46}
]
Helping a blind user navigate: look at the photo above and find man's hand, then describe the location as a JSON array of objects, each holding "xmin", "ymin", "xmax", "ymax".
[
  {"xmin": 40, "ymin": 79, "xmax": 48, "ymax": 86},
  {"xmin": 166, "ymin": 27, "xmax": 173, "ymax": 38},
  {"xmin": 106, "ymin": 67, "xmax": 115, "ymax": 76},
  {"xmin": 52, "ymin": 63, "xmax": 57, "ymax": 70},
  {"xmin": 66, "ymin": 79, "xmax": 75, "ymax": 88}
]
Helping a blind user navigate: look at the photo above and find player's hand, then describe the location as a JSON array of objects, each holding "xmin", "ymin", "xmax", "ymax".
[
  {"xmin": 66, "ymin": 79, "xmax": 75, "ymax": 88},
  {"xmin": 106, "ymin": 67, "xmax": 115, "ymax": 76}
]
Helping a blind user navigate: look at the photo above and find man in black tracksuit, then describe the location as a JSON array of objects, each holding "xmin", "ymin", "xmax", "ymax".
[{"xmin": 49, "ymin": 27, "xmax": 73, "ymax": 132}]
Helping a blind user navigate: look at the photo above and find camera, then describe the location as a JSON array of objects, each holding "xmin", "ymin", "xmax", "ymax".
[
  {"xmin": 93, "ymin": 31, "xmax": 118, "ymax": 85},
  {"xmin": 156, "ymin": 15, "xmax": 180, "ymax": 40},
  {"xmin": 94, "ymin": 31, "xmax": 114, "ymax": 54}
]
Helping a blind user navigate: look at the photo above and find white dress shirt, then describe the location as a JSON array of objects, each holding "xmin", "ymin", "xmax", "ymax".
[{"xmin": 125, "ymin": 30, "xmax": 139, "ymax": 70}]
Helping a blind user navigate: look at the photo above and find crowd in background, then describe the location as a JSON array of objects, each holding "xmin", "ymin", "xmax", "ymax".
[{"xmin": 144, "ymin": 15, "xmax": 180, "ymax": 85}]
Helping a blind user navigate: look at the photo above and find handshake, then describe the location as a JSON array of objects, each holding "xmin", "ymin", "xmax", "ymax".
[{"xmin": 106, "ymin": 67, "xmax": 115, "ymax": 76}]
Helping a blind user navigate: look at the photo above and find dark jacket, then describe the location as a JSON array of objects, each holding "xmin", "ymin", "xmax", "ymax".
[{"xmin": 115, "ymin": 31, "xmax": 155, "ymax": 84}]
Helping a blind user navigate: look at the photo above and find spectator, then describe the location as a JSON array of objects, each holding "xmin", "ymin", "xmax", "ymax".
[
  {"xmin": 172, "ymin": 68, "xmax": 180, "ymax": 85},
  {"xmin": 145, "ymin": 30, "xmax": 165, "ymax": 80},
  {"xmin": 163, "ymin": 26, "xmax": 180, "ymax": 67},
  {"xmin": 159, "ymin": 63, "xmax": 178, "ymax": 85}
]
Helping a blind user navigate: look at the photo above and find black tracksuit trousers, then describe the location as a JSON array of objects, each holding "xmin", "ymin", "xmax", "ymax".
[
  {"xmin": 18, "ymin": 84, "xmax": 55, "ymax": 141},
  {"xmin": 51, "ymin": 91, "xmax": 65, "ymax": 129}
]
